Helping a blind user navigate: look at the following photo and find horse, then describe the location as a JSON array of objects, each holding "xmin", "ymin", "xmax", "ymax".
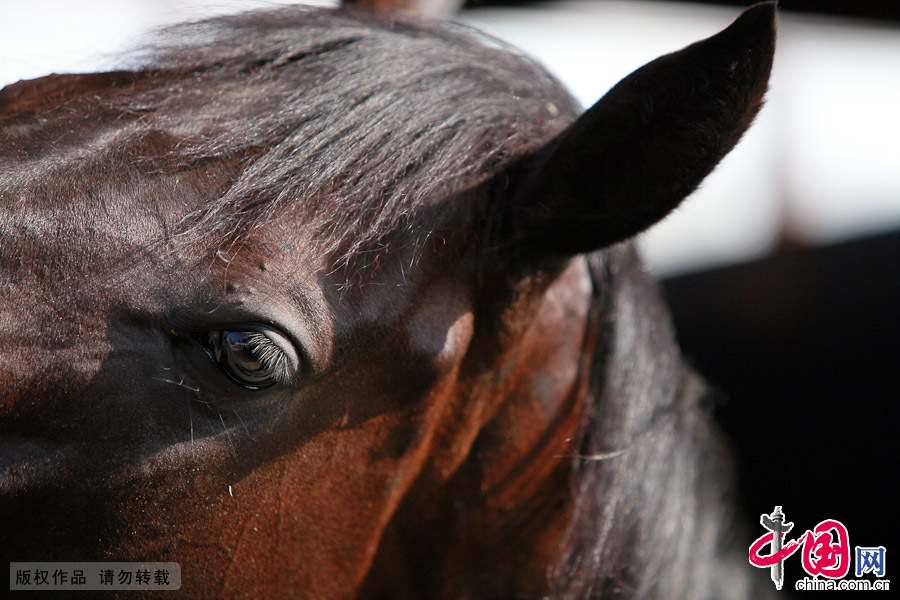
[{"xmin": 0, "ymin": 2, "xmax": 776, "ymax": 598}]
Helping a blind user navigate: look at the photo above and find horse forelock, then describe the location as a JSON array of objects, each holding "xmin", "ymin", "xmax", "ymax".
[
  {"xmin": 1, "ymin": 7, "xmax": 579, "ymax": 276},
  {"xmin": 164, "ymin": 7, "xmax": 581, "ymax": 269}
]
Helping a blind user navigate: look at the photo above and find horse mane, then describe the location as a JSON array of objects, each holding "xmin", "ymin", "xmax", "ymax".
[{"xmin": 554, "ymin": 245, "xmax": 763, "ymax": 599}]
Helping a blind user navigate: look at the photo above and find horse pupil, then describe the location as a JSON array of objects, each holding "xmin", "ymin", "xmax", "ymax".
[{"xmin": 221, "ymin": 331, "xmax": 274, "ymax": 386}]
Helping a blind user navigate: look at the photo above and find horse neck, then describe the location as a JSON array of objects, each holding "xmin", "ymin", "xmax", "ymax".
[
  {"xmin": 364, "ymin": 245, "xmax": 764, "ymax": 598},
  {"xmin": 447, "ymin": 244, "xmax": 762, "ymax": 598},
  {"xmin": 423, "ymin": 245, "xmax": 690, "ymax": 598}
]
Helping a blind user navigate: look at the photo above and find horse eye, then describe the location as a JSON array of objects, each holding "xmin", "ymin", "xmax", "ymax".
[{"xmin": 201, "ymin": 328, "xmax": 294, "ymax": 389}]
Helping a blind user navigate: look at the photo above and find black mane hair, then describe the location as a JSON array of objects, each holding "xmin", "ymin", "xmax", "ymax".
[{"xmin": 555, "ymin": 246, "xmax": 764, "ymax": 599}]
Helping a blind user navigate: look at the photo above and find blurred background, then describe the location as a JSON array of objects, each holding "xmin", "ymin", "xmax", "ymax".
[{"xmin": 2, "ymin": 0, "xmax": 897, "ymax": 577}]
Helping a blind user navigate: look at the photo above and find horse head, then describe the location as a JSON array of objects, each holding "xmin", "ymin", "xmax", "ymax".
[{"xmin": 0, "ymin": 4, "xmax": 775, "ymax": 598}]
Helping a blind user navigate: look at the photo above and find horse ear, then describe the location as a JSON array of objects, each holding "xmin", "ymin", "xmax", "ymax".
[{"xmin": 499, "ymin": 2, "xmax": 776, "ymax": 260}]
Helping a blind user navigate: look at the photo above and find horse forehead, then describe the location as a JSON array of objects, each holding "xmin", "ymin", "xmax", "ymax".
[
  {"xmin": 1, "ymin": 144, "xmax": 238, "ymax": 250},
  {"xmin": 2, "ymin": 191, "xmax": 157, "ymax": 285},
  {"xmin": 3, "ymin": 194, "xmax": 152, "ymax": 245},
  {"xmin": 0, "ymin": 178, "xmax": 203, "ymax": 331}
]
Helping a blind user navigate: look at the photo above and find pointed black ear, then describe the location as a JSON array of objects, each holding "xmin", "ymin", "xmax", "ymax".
[{"xmin": 501, "ymin": 2, "xmax": 776, "ymax": 259}]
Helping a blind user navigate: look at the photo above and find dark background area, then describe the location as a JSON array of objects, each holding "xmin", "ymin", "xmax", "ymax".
[{"xmin": 663, "ymin": 232, "xmax": 899, "ymax": 567}]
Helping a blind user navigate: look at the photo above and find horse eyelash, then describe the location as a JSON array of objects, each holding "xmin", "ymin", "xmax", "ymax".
[
  {"xmin": 197, "ymin": 329, "xmax": 296, "ymax": 388},
  {"xmin": 243, "ymin": 331, "xmax": 294, "ymax": 385}
]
